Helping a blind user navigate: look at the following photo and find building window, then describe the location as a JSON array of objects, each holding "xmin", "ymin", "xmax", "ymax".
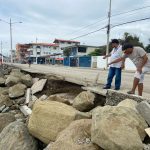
[
  {"xmin": 78, "ymin": 47, "xmax": 86, "ymax": 53},
  {"xmin": 37, "ymin": 52, "xmax": 40, "ymax": 55},
  {"xmin": 36, "ymin": 46, "xmax": 41, "ymax": 49}
]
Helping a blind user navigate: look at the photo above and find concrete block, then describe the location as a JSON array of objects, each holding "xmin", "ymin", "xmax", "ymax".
[
  {"xmin": 136, "ymin": 101, "xmax": 150, "ymax": 126},
  {"xmin": 2, "ymin": 107, "xmax": 10, "ymax": 113},
  {"xmin": 106, "ymin": 90, "xmax": 149, "ymax": 106},
  {"xmin": 25, "ymin": 88, "xmax": 31, "ymax": 104},
  {"xmin": 19, "ymin": 105, "xmax": 32, "ymax": 116},
  {"xmin": 145, "ymin": 128, "xmax": 150, "ymax": 137},
  {"xmin": 0, "ymin": 105, "xmax": 6, "ymax": 112}
]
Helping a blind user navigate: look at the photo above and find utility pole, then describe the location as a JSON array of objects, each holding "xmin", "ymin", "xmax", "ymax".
[
  {"xmin": 35, "ymin": 37, "xmax": 38, "ymax": 64},
  {"xmin": 10, "ymin": 18, "xmax": 13, "ymax": 63},
  {"xmin": 106, "ymin": 0, "xmax": 112, "ymax": 68},
  {"xmin": 0, "ymin": 41, "xmax": 3, "ymax": 64},
  {"xmin": 0, "ymin": 18, "xmax": 22, "ymax": 63}
]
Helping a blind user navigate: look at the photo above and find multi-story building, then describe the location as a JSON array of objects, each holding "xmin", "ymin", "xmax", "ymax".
[
  {"xmin": 16, "ymin": 44, "xmax": 31, "ymax": 62},
  {"xmin": 63, "ymin": 45, "xmax": 99, "ymax": 56},
  {"xmin": 27, "ymin": 43, "xmax": 60, "ymax": 64},
  {"xmin": 53, "ymin": 39, "xmax": 80, "ymax": 49}
]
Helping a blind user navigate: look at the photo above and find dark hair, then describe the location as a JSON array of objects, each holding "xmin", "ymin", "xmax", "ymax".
[
  {"xmin": 111, "ymin": 39, "xmax": 119, "ymax": 44},
  {"xmin": 122, "ymin": 43, "xmax": 133, "ymax": 51}
]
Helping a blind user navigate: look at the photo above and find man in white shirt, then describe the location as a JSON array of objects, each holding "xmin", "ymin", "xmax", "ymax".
[
  {"xmin": 103, "ymin": 39, "xmax": 124, "ymax": 90},
  {"xmin": 108, "ymin": 43, "xmax": 150, "ymax": 96}
]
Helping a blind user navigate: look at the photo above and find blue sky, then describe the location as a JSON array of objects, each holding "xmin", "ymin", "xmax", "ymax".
[{"xmin": 0, "ymin": 0, "xmax": 150, "ymax": 55}]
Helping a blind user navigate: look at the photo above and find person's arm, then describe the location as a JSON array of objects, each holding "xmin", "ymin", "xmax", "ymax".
[
  {"xmin": 121, "ymin": 58, "xmax": 126, "ymax": 69},
  {"xmin": 137, "ymin": 54, "xmax": 148, "ymax": 73},
  {"xmin": 108, "ymin": 57, "xmax": 124, "ymax": 66},
  {"xmin": 103, "ymin": 53, "xmax": 111, "ymax": 59}
]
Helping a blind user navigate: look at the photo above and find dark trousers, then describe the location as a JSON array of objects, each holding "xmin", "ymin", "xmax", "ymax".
[{"xmin": 106, "ymin": 67, "xmax": 122, "ymax": 89}]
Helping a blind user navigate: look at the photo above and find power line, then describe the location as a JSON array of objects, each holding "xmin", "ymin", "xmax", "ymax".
[
  {"xmin": 63, "ymin": 5, "xmax": 150, "ymax": 38},
  {"xmin": 112, "ymin": 5, "xmax": 150, "ymax": 17},
  {"xmin": 70, "ymin": 26, "xmax": 106, "ymax": 40},
  {"xmin": 112, "ymin": 17, "xmax": 150, "ymax": 28},
  {"xmin": 70, "ymin": 17, "xmax": 150, "ymax": 40}
]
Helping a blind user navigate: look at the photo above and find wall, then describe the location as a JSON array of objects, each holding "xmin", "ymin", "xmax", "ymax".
[{"xmin": 96, "ymin": 56, "xmax": 136, "ymax": 70}]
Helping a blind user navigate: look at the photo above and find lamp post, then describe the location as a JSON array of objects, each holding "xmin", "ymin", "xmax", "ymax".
[{"xmin": 0, "ymin": 18, "xmax": 22, "ymax": 63}]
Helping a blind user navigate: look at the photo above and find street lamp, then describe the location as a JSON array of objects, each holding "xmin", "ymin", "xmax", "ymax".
[{"xmin": 0, "ymin": 18, "xmax": 22, "ymax": 63}]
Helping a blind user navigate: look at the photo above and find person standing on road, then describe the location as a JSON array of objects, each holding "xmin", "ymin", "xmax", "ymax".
[
  {"xmin": 108, "ymin": 43, "xmax": 150, "ymax": 96},
  {"xmin": 103, "ymin": 39, "xmax": 124, "ymax": 90},
  {"xmin": 28, "ymin": 58, "xmax": 32, "ymax": 68}
]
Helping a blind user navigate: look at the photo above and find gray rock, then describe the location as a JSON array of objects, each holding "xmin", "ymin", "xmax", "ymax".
[
  {"xmin": 0, "ymin": 77, "xmax": 6, "ymax": 86},
  {"xmin": 106, "ymin": 89, "xmax": 149, "ymax": 106},
  {"xmin": 137, "ymin": 101, "xmax": 150, "ymax": 126},
  {"xmin": 91, "ymin": 106, "xmax": 147, "ymax": 150},
  {"xmin": 73, "ymin": 91, "xmax": 95, "ymax": 112},
  {"xmin": 49, "ymin": 119, "xmax": 101, "ymax": 150},
  {"xmin": 0, "ymin": 94, "xmax": 13, "ymax": 107},
  {"xmin": 9, "ymin": 83, "xmax": 27, "ymax": 98},
  {"xmin": 5, "ymin": 75, "xmax": 21, "ymax": 87},
  {"xmin": 21, "ymin": 74, "xmax": 33, "ymax": 87},
  {"xmin": 0, "ymin": 121, "xmax": 38, "ymax": 150},
  {"xmin": 0, "ymin": 113, "xmax": 15, "ymax": 133}
]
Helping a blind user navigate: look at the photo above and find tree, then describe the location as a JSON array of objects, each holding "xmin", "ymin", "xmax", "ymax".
[
  {"xmin": 88, "ymin": 47, "xmax": 106, "ymax": 56},
  {"xmin": 121, "ymin": 32, "xmax": 144, "ymax": 48},
  {"xmin": 63, "ymin": 48, "xmax": 71, "ymax": 57}
]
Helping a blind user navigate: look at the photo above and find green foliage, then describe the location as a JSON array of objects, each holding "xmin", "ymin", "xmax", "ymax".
[
  {"xmin": 88, "ymin": 47, "xmax": 106, "ymax": 56},
  {"xmin": 121, "ymin": 32, "xmax": 144, "ymax": 48},
  {"xmin": 63, "ymin": 48, "xmax": 71, "ymax": 56}
]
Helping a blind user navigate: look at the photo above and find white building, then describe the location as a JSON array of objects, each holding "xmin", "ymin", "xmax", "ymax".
[
  {"xmin": 27, "ymin": 43, "xmax": 60, "ymax": 64},
  {"xmin": 53, "ymin": 39, "xmax": 80, "ymax": 49}
]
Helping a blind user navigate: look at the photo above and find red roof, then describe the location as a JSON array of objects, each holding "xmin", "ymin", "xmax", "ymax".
[
  {"xmin": 30, "ymin": 43, "xmax": 59, "ymax": 47},
  {"xmin": 53, "ymin": 39, "xmax": 80, "ymax": 44}
]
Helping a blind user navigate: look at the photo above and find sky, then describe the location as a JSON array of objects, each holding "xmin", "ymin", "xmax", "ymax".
[{"xmin": 0, "ymin": 0, "xmax": 150, "ymax": 56}]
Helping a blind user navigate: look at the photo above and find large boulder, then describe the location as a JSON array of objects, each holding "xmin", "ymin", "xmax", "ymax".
[
  {"xmin": 21, "ymin": 74, "xmax": 33, "ymax": 87},
  {"xmin": 10, "ymin": 69, "xmax": 25, "ymax": 78},
  {"xmin": 0, "ymin": 113, "xmax": 15, "ymax": 133},
  {"xmin": 5, "ymin": 75, "xmax": 21, "ymax": 87},
  {"xmin": 0, "ymin": 121, "xmax": 38, "ymax": 150},
  {"xmin": 48, "ymin": 119, "xmax": 101, "ymax": 150},
  {"xmin": 46, "ymin": 95, "xmax": 71, "ymax": 105},
  {"xmin": 73, "ymin": 91, "xmax": 95, "ymax": 112},
  {"xmin": 9, "ymin": 83, "xmax": 27, "ymax": 98},
  {"xmin": 117, "ymin": 98, "xmax": 138, "ymax": 112},
  {"xmin": 0, "ymin": 77, "xmax": 6, "ymax": 86},
  {"xmin": 28, "ymin": 100, "xmax": 91, "ymax": 144},
  {"xmin": 91, "ymin": 106, "xmax": 148, "ymax": 150}
]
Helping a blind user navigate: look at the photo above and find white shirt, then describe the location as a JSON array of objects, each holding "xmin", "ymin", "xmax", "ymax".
[{"xmin": 110, "ymin": 45, "xmax": 123, "ymax": 68}]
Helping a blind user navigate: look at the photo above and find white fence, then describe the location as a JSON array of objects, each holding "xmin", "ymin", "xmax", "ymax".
[{"xmin": 92, "ymin": 56, "xmax": 136, "ymax": 71}]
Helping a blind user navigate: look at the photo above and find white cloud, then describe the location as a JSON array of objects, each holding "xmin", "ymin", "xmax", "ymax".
[{"xmin": 0, "ymin": 0, "xmax": 150, "ymax": 55}]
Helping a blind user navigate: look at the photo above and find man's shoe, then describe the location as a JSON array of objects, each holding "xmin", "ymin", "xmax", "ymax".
[
  {"xmin": 127, "ymin": 91, "xmax": 135, "ymax": 94},
  {"xmin": 103, "ymin": 86, "xmax": 110, "ymax": 89},
  {"xmin": 114, "ymin": 88, "xmax": 120, "ymax": 90}
]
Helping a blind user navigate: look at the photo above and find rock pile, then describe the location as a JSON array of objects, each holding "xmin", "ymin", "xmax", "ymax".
[{"xmin": 1, "ymin": 65, "xmax": 150, "ymax": 150}]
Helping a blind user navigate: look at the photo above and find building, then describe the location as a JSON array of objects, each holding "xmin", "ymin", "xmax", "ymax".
[
  {"xmin": 27, "ymin": 43, "xmax": 60, "ymax": 64},
  {"xmin": 63, "ymin": 45, "xmax": 99, "ymax": 67},
  {"xmin": 16, "ymin": 44, "xmax": 31, "ymax": 63},
  {"xmin": 63, "ymin": 45, "xmax": 99, "ymax": 56},
  {"xmin": 53, "ymin": 39, "xmax": 80, "ymax": 49}
]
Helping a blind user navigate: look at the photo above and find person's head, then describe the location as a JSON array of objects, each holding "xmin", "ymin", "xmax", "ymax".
[
  {"xmin": 122, "ymin": 43, "xmax": 133, "ymax": 55},
  {"xmin": 111, "ymin": 39, "xmax": 119, "ymax": 48}
]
